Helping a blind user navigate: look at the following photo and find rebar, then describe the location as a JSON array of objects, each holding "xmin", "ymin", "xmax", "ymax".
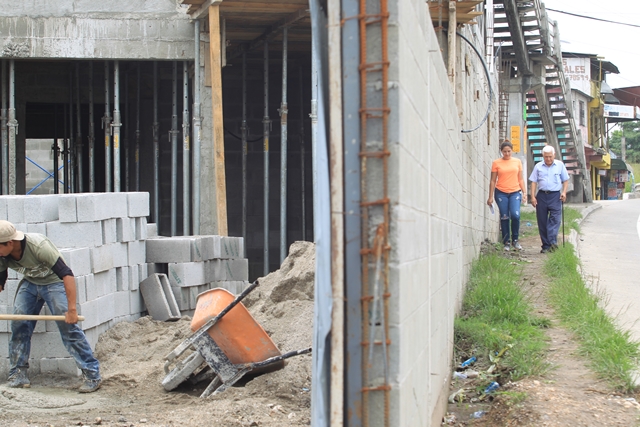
[
  {"xmin": 279, "ymin": 27, "xmax": 289, "ymax": 263},
  {"xmin": 183, "ymin": 60, "xmax": 191, "ymax": 236},
  {"xmin": 263, "ymin": 41, "xmax": 270, "ymax": 276},
  {"xmin": 125, "ymin": 68, "xmax": 130, "ymax": 191},
  {"xmin": 193, "ymin": 20, "xmax": 202, "ymax": 235},
  {"xmin": 241, "ymin": 52, "xmax": 248, "ymax": 255},
  {"xmin": 103, "ymin": 61, "xmax": 112, "ymax": 192},
  {"xmin": 153, "ymin": 62, "xmax": 160, "ymax": 227},
  {"xmin": 1, "ymin": 60, "xmax": 7, "ymax": 195},
  {"xmin": 136, "ymin": 63, "xmax": 141, "ymax": 192},
  {"xmin": 299, "ymin": 66, "xmax": 306, "ymax": 241},
  {"xmin": 7, "ymin": 59, "xmax": 16, "ymax": 195},
  {"xmin": 67, "ymin": 70, "xmax": 73, "ymax": 193},
  {"xmin": 113, "ymin": 60, "xmax": 122, "ymax": 192},
  {"xmin": 88, "ymin": 61, "xmax": 95, "ymax": 193},
  {"xmin": 76, "ymin": 62, "xmax": 83, "ymax": 193},
  {"xmin": 171, "ymin": 61, "xmax": 179, "ymax": 236}
]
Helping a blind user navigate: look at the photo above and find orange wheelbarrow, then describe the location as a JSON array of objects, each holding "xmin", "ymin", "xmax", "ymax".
[{"xmin": 162, "ymin": 280, "xmax": 312, "ymax": 397}]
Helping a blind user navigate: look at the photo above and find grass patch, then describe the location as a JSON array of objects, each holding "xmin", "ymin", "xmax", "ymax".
[
  {"xmin": 561, "ymin": 207, "xmax": 581, "ymax": 234},
  {"xmin": 455, "ymin": 253, "xmax": 549, "ymax": 381},
  {"xmin": 545, "ymin": 244, "xmax": 640, "ymax": 392}
]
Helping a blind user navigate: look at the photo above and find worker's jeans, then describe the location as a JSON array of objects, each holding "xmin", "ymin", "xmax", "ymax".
[
  {"xmin": 9, "ymin": 280, "xmax": 101, "ymax": 380},
  {"xmin": 494, "ymin": 189, "xmax": 522, "ymax": 244}
]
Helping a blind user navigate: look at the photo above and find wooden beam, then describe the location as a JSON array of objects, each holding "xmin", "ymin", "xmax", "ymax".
[
  {"xmin": 209, "ymin": 4, "xmax": 228, "ymax": 235},
  {"xmin": 190, "ymin": 0, "xmax": 222, "ymax": 19}
]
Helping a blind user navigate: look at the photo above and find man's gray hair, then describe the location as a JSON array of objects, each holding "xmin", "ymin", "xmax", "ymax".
[{"xmin": 542, "ymin": 145, "xmax": 555, "ymax": 154}]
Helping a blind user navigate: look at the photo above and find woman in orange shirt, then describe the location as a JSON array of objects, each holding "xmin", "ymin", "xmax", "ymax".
[{"xmin": 487, "ymin": 141, "xmax": 527, "ymax": 251}]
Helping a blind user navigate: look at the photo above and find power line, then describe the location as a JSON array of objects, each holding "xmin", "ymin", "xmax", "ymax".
[{"xmin": 546, "ymin": 8, "xmax": 640, "ymax": 28}]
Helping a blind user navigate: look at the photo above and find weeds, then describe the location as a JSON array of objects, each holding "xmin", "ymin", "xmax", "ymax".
[
  {"xmin": 455, "ymin": 254, "xmax": 549, "ymax": 381},
  {"xmin": 545, "ymin": 244, "xmax": 640, "ymax": 392}
]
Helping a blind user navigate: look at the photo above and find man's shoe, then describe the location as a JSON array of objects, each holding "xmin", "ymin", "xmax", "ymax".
[
  {"xmin": 513, "ymin": 240, "xmax": 523, "ymax": 251},
  {"xmin": 550, "ymin": 244, "xmax": 558, "ymax": 252},
  {"xmin": 8, "ymin": 369, "xmax": 30, "ymax": 388},
  {"xmin": 503, "ymin": 243, "xmax": 511, "ymax": 252},
  {"xmin": 540, "ymin": 248, "xmax": 549, "ymax": 254},
  {"xmin": 79, "ymin": 377, "xmax": 102, "ymax": 393}
]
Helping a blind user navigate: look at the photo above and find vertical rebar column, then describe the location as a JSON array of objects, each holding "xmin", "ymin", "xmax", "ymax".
[
  {"xmin": 113, "ymin": 61, "xmax": 122, "ymax": 192},
  {"xmin": 262, "ymin": 41, "xmax": 270, "ymax": 276},
  {"xmin": 76, "ymin": 62, "xmax": 83, "ymax": 193},
  {"xmin": 299, "ymin": 66, "xmax": 306, "ymax": 241},
  {"xmin": 170, "ymin": 62, "xmax": 179, "ymax": 236},
  {"xmin": 63, "ymin": 100, "xmax": 69, "ymax": 193},
  {"xmin": 193, "ymin": 20, "xmax": 202, "ymax": 235},
  {"xmin": 103, "ymin": 61, "xmax": 112, "ymax": 192},
  {"xmin": 279, "ymin": 27, "xmax": 289, "ymax": 263},
  {"xmin": 241, "ymin": 52, "xmax": 248, "ymax": 256},
  {"xmin": 67, "ymin": 71, "xmax": 73, "ymax": 193},
  {"xmin": 182, "ymin": 61, "xmax": 191, "ymax": 236},
  {"xmin": 7, "ymin": 59, "xmax": 17, "ymax": 195},
  {"xmin": 88, "ymin": 62, "xmax": 95, "ymax": 192},
  {"xmin": 1, "ymin": 60, "xmax": 7, "ymax": 195},
  {"xmin": 136, "ymin": 63, "xmax": 141, "ymax": 192},
  {"xmin": 53, "ymin": 106, "xmax": 59, "ymax": 195},
  {"xmin": 153, "ymin": 62, "xmax": 160, "ymax": 227},
  {"xmin": 124, "ymin": 69, "xmax": 130, "ymax": 191}
]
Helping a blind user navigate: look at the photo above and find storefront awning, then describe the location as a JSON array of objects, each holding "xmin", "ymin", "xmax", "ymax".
[{"xmin": 610, "ymin": 158, "xmax": 630, "ymax": 171}]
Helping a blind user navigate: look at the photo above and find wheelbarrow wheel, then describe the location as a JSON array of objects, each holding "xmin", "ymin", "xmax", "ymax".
[{"xmin": 162, "ymin": 352, "xmax": 206, "ymax": 391}]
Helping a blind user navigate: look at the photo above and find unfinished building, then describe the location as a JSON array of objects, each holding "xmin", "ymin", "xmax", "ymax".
[{"xmin": 1, "ymin": 0, "xmax": 502, "ymax": 426}]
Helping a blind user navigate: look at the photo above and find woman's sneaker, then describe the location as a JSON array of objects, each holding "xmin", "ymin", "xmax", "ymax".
[
  {"xmin": 513, "ymin": 240, "xmax": 523, "ymax": 251},
  {"xmin": 8, "ymin": 369, "xmax": 30, "ymax": 388}
]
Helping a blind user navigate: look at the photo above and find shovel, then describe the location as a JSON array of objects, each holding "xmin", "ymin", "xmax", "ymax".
[{"xmin": 0, "ymin": 314, "xmax": 85, "ymax": 321}]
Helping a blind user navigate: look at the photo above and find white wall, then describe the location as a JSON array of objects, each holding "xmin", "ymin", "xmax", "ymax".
[{"xmin": 388, "ymin": 1, "xmax": 499, "ymax": 425}]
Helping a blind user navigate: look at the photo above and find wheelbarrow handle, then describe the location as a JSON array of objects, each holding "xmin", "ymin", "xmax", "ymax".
[
  {"xmin": 243, "ymin": 347, "xmax": 312, "ymax": 370},
  {"xmin": 165, "ymin": 280, "xmax": 260, "ymax": 364}
]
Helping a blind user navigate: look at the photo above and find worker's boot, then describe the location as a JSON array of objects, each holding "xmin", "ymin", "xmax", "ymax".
[
  {"xmin": 8, "ymin": 368, "xmax": 30, "ymax": 388},
  {"xmin": 79, "ymin": 371, "xmax": 102, "ymax": 393}
]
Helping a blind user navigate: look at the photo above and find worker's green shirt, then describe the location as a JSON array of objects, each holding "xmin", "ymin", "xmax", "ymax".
[{"xmin": 0, "ymin": 233, "xmax": 64, "ymax": 285}]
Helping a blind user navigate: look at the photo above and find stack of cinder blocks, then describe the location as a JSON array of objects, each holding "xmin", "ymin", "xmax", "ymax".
[
  {"xmin": 0, "ymin": 192, "xmax": 156, "ymax": 377},
  {"xmin": 145, "ymin": 235, "xmax": 249, "ymax": 316}
]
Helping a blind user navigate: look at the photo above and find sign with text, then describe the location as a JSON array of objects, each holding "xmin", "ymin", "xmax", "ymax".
[
  {"xmin": 603, "ymin": 104, "xmax": 640, "ymax": 119},
  {"xmin": 510, "ymin": 126, "xmax": 521, "ymax": 152},
  {"xmin": 563, "ymin": 57, "xmax": 591, "ymax": 96}
]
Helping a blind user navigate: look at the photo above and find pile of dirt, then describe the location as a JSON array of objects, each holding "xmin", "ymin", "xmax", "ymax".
[{"xmin": 0, "ymin": 241, "xmax": 315, "ymax": 427}]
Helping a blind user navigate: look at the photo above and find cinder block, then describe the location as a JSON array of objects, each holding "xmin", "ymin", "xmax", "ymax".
[
  {"xmin": 114, "ymin": 291, "xmax": 131, "ymax": 317},
  {"xmin": 90, "ymin": 245, "xmax": 114, "ymax": 273},
  {"xmin": 170, "ymin": 286, "xmax": 189, "ymax": 311},
  {"xmin": 128, "ymin": 265, "xmax": 139, "ymax": 292},
  {"xmin": 102, "ymin": 219, "xmax": 117, "ymax": 244},
  {"xmin": 94, "ymin": 269, "xmax": 116, "ymax": 297},
  {"xmin": 59, "ymin": 247, "xmax": 92, "ymax": 276},
  {"xmin": 127, "ymin": 240, "xmax": 146, "ymax": 266},
  {"xmin": 40, "ymin": 357, "xmax": 58, "ymax": 374},
  {"xmin": 46, "ymin": 221, "xmax": 102, "ymax": 249},
  {"xmin": 116, "ymin": 266, "xmax": 130, "ymax": 291},
  {"xmin": 96, "ymin": 294, "xmax": 116, "ymax": 326},
  {"xmin": 220, "ymin": 236, "xmax": 244, "ymax": 259},
  {"xmin": 111, "ymin": 243, "xmax": 129, "ymax": 268},
  {"xmin": 30, "ymin": 332, "xmax": 69, "ymax": 359},
  {"xmin": 57, "ymin": 358, "xmax": 81, "ymax": 376},
  {"xmin": 146, "ymin": 222, "xmax": 158, "ymax": 238},
  {"xmin": 129, "ymin": 289, "xmax": 145, "ymax": 315},
  {"xmin": 13, "ymin": 223, "xmax": 27, "ymax": 236},
  {"xmin": 78, "ymin": 299, "xmax": 99, "ymax": 329},
  {"xmin": 75, "ymin": 275, "xmax": 87, "ymax": 305},
  {"xmin": 136, "ymin": 217, "xmax": 148, "ymax": 240},
  {"xmin": 27, "ymin": 222, "xmax": 47, "ymax": 234},
  {"xmin": 24, "ymin": 195, "xmax": 59, "ymax": 223},
  {"xmin": 116, "ymin": 218, "xmax": 136, "ymax": 242},
  {"xmin": 139, "ymin": 274, "xmax": 181, "ymax": 321},
  {"xmin": 58, "ymin": 195, "xmax": 78, "ymax": 223},
  {"xmin": 146, "ymin": 237, "xmax": 192, "ymax": 263},
  {"xmin": 191, "ymin": 236, "xmax": 216, "ymax": 262},
  {"xmin": 168, "ymin": 262, "xmax": 206, "ymax": 287},
  {"xmin": 127, "ymin": 192, "xmax": 150, "ymax": 217},
  {"xmin": 84, "ymin": 274, "xmax": 96, "ymax": 301},
  {"xmin": 5, "ymin": 196, "xmax": 25, "ymax": 223},
  {"xmin": 77, "ymin": 193, "xmax": 128, "ymax": 222},
  {"xmin": 0, "ymin": 279, "xmax": 19, "ymax": 306},
  {"xmin": 0, "ymin": 198, "xmax": 8, "ymax": 220}
]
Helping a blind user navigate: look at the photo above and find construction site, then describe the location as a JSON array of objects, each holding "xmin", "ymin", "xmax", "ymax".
[{"xmin": 0, "ymin": 0, "xmax": 601, "ymax": 426}]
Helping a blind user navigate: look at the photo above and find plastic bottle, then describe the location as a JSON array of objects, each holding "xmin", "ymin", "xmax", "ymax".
[
  {"xmin": 453, "ymin": 371, "xmax": 467, "ymax": 380},
  {"xmin": 460, "ymin": 356, "xmax": 476, "ymax": 368},
  {"xmin": 484, "ymin": 381, "xmax": 500, "ymax": 394},
  {"xmin": 470, "ymin": 411, "xmax": 485, "ymax": 419}
]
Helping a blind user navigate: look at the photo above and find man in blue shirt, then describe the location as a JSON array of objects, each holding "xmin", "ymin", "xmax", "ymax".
[{"xmin": 529, "ymin": 145, "xmax": 570, "ymax": 253}]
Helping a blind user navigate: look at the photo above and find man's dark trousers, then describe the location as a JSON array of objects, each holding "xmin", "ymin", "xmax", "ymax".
[{"xmin": 535, "ymin": 190, "xmax": 562, "ymax": 250}]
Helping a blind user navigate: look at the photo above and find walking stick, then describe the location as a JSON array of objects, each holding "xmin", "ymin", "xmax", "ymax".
[{"xmin": 561, "ymin": 200, "xmax": 565, "ymax": 247}]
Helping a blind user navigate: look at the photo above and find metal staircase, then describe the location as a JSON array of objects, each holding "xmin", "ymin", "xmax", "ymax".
[{"xmin": 493, "ymin": 0, "xmax": 592, "ymax": 201}]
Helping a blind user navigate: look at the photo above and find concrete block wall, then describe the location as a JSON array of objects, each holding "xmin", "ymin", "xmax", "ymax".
[
  {"xmin": 0, "ymin": 192, "xmax": 157, "ymax": 377},
  {"xmin": 145, "ymin": 235, "xmax": 250, "ymax": 315},
  {"xmin": 378, "ymin": 2, "xmax": 501, "ymax": 426}
]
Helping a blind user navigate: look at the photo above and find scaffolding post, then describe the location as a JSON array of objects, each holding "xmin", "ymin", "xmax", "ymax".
[
  {"xmin": 88, "ymin": 61, "xmax": 95, "ymax": 193},
  {"xmin": 7, "ymin": 59, "xmax": 17, "ymax": 195},
  {"xmin": 113, "ymin": 60, "xmax": 122, "ymax": 192},
  {"xmin": 279, "ymin": 27, "xmax": 289, "ymax": 263},
  {"xmin": 1, "ymin": 60, "xmax": 7, "ymax": 195},
  {"xmin": 76, "ymin": 62, "xmax": 83, "ymax": 193},
  {"xmin": 67, "ymin": 70, "xmax": 73, "ymax": 193},
  {"xmin": 153, "ymin": 62, "xmax": 160, "ymax": 228},
  {"xmin": 299, "ymin": 66, "xmax": 306, "ymax": 241},
  {"xmin": 136, "ymin": 63, "xmax": 141, "ymax": 192},
  {"xmin": 53, "ymin": 105, "xmax": 60, "ymax": 195},
  {"xmin": 124, "ymin": 67, "xmax": 130, "ymax": 191},
  {"xmin": 241, "ymin": 52, "xmax": 248, "ymax": 256},
  {"xmin": 193, "ymin": 20, "xmax": 202, "ymax": 235},
  {"xmin": 103, "ymin": 61, "xmax": 112, "ymax": 192},
  {"xmin": 263, "ymin": 41, "xmax": 270, "ymax": 276},
  {"xmin": 183, "ymin": 61, "xmax": 191, "ymax": 236},
  {"xmin": 171, "ymin": 61, "xmax": 179, "ymax": 236}
]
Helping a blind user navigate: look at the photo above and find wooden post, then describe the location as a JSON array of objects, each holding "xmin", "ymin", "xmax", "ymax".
[{"xmin": 209, "ymin": 4, "xmax": 228, "ymax": 236}]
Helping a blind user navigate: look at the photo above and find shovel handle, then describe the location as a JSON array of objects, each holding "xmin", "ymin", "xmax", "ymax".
[{"xmin": 0, "ymin": 314, "xmax": 85, "ymax": 321}]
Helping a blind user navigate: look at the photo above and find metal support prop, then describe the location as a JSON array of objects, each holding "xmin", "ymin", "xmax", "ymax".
[
  {"xmin": 76, "ymin": 62, "xmax": 83, "ymax": 193},
  {"xmin": 153, "ymin": 62, "xmax": 160, "ymax": 227},
  {"xmin": 279, "ymin": 27, "xmax": 289, "ymax": 263},
  {"xmin": 171, "ymin": 61, "xmax": 179, "ymax": 236},
  {"xmin": 1, "ymin": 60, "xmax": 7, "ymax": 195},
  {"xmin": 136, "ymin": 63, "xmax": 141, "ymax": 192},
  {"xmin": 113, "ymin": 60, "xmax": 122, "ymax": 192},
  {"xmin": 53, "ymin": 106, "xmax": 59, "ymax": 195},
  {"xmin": 193, "ymin": 20, "xmax": 202, "ymax": 235},
  {"xmin": 67, "ymin": 71, "xmax": 73, "ymax": 193},
  {"xmin": 263, "ymin": 41, "xmax": 270, "ymax": 276},
  {"xmin": 8, "ymin": 59, "xmax": 17, "ymax": 195},
  {"xmin": 124, "ymin": 69, "xmax": 130, "ymax": 191},
  {"xmin": 88, "ymin": 62, "xmax": 95, "ymax": 193},
  {"xmin": 241, "ymin": 52, "xmax": 248, "ymax": 256},
  {"xmin": 103, "ymin": 61, "xmax": 112, "ymax": 192},
  {"xmin": 299, "ymin": 66, "xmax": 306, "ymax": 241},
  {"xmin": 63, "ymin": 91, "xmax": 68, "ymax": 193},
  {"xmin": 183, "ymin": 61, "xmax": 191, "ymax": 236}
]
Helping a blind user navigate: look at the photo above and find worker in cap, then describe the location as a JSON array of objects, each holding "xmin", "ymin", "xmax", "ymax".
[{"xmin": 0, "ymin": 220, "xmax": 101, "ymax": 392}]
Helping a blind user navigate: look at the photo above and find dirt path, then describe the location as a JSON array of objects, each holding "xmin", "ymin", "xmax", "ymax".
[{"xmin": 445, "ymin": 234, "xmax": 640, "ymax": 427}]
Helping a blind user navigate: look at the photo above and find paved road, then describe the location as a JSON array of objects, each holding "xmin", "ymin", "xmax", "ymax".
[{"xmin": 578, "ymin": 199, "xmax": 640, "ymax": 342}]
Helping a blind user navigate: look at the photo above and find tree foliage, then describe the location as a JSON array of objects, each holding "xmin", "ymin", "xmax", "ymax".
[{"xmin": 609, "ymin": 121, "xmax": 640, "ymax": 163}]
